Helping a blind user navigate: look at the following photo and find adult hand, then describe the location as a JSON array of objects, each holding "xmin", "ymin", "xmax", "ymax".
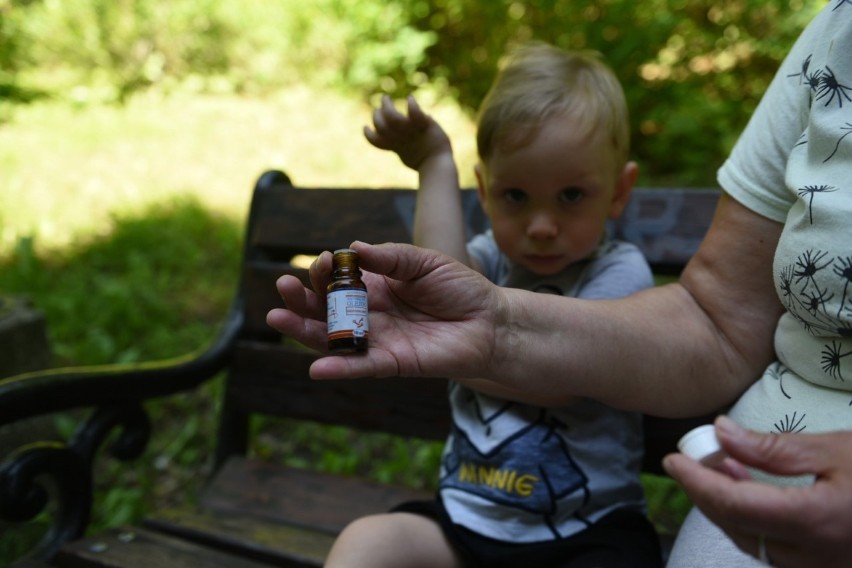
[
  {"xmin": 266, "ymin": 241, "xmax": 504, "ymax": 381},
  {"xmin": 663, "ymin": 415, "xmax": 852, "ymax": 567}
]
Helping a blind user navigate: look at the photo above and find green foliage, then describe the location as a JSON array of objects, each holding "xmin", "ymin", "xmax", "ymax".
[
  {"xmin": 642, "ymin": 473, "xmax": 692, "ymax": 536},
  {"xmin": 0, "ymin": 197, "xmax": 242, "ymax": 365},
  {"xmin": 263, "ymin": 0, "xmax": 436, "ymax": 93},
  {"xmin": 0, "ymin": 0, "xmax": 25, "ymax": 78},
  {"xmin": 0, "ymin": 0, "xmax": 46, "ymax": 120},
  {"xmin": 14, "ymin": 0, "xmax": 234, "ymax": 101},
  {"xmin": 5, "ymin": 0, "xmax": 436, "ymax": 101},
  {"xmin": 0, "ymin": 200, "xmax": 236, "ymax": 563},
  {"xmin": 397, "ymin": 0, "xmax": 825, "ymax": 184},
  {"xmin": 253, "ymin": 417, "xmax": 444, "ymax": 490},
  {"xmin": 2, "ymin": 0, "xmax": 827, "ymax": 182}
]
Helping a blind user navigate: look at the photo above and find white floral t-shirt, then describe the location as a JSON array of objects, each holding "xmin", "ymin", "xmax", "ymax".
[
  {"xmin": 669, "ymin": 3, "xmax": 852, "ymax": 565},
  {"xmin": 719, "ymin": 0, "xmax": 852, "ymax": 450}
]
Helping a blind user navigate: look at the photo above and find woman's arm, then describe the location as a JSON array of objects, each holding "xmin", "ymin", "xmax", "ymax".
[
  {"xmin": 267, "ymin": 194, "xmax": 784, "ymax": 416},
  {"xmin": 492, "ymin": 193, "xmax": 784, "ymax": 414}
]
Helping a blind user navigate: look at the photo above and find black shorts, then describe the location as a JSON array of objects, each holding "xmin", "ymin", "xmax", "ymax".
[{"xmin": 393, "ymin": 498, "xmax": 663, "ymax": 568}]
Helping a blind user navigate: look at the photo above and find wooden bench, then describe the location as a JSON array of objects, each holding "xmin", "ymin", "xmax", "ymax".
[{"xmin": 0, "ymin": 170, "xmax": 721, "ymax": 567}]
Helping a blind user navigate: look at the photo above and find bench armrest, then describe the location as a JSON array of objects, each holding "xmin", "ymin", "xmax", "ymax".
[{"xmin": 0, "ymin": 307, "xmax": 243, "ymax": 560}]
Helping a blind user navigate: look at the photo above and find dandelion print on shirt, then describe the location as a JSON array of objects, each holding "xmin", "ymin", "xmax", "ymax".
[{"xmin": 774, "ymin": 18, "xmax": 852, "ymax": 389}]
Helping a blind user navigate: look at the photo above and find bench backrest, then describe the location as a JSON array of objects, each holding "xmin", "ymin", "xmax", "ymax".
[{"xmin": 217, "ymin": 170, "xmax": 721, "ymax": 473}]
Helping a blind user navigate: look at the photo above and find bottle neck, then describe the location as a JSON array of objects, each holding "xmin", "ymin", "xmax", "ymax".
[{"xmin": 332, "ymin": 249, "xmax": 360, "ymax": 278}]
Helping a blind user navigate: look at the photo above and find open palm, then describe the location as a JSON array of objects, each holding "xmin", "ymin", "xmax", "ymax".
[{"xmin": 267, "ymin": 242, "xmax": 503, "ymax": 381}]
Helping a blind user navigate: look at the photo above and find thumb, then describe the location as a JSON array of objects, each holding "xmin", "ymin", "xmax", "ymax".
[
  {"xmin": 351, "ymin": 241, "xmax": 450, "ymax": 281},
  {"xmin": 714, "ymin": 415, "xmax": 833, "ymax": 478}
]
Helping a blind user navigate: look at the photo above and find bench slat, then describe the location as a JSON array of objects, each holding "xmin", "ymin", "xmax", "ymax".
[
  {"xmin": 248, "ymin": 186, "xmax": 489, "ymax": 261},
  {"xmin": 55, "ymin": 526, "xmax": 275, "ymax": 568},
  {"xmin": 140, "ymin": 457, "xmax": 437, "ymax": 568},
  {"xmin": 198, "ymin": 457, "xmax": 433, "ymax": 535},
  {"xmin": 241, "ymin": 261, "xmax": 301, "ymax": 336},
  {"xmin": 144, "ymin": 508, "xmax": 332, "ymax": 568},
  {"xmin": 228, "ymin": 342, "xmax": 451, "ymax": 440},
  {"xmin": 613, "ymin": 188, "xmax": 719, "ymax": 273},
  {"xmin": 249, "ymin": 188, "xmax": 412, "ymax": 259}
]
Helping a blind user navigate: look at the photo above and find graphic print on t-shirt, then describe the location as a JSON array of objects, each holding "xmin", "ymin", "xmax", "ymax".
[{"xmin": 440, "ymin": 384, "xmax": 591, "ymax": 531}]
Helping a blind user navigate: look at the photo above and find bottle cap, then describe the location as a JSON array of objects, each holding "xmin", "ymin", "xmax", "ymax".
[{"xmin": 677, "ymin": 424, "xmax": 726, "ymax": 468}]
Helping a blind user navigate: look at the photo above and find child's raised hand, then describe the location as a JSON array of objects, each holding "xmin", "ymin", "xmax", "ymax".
[{"xmin": 364, "ymin": 95, "xmax": 452, "ymax": 170}]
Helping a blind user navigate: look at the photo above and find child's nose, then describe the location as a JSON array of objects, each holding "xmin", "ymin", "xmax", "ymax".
[{"xmin": 527, "ymin": 212, "xmax": 559, "ymax": 239}]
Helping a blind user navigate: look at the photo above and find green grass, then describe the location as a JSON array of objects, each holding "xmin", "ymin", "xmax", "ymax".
[
  {"xmin": 2, "ymin": 198, "xmax": 241, "ymax": 365},
  {"xmin": 0, "ymin": 87, "xmax": 478, "ymax": 252},
  {"xmin": 0, "ymin": 88, "xmax": 688, "ymax": 563},
  {"xmin": 0, "ymin": 87, "xmax": 473, "ymax": 563}
]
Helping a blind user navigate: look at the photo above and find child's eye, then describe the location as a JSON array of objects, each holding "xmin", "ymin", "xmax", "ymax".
[
  {"xmin": 504, "ymin": 188, "xmax": 527, "ymax": 204},
  {"xmin": 559, "ymin": 188, "xmax": 584, "ymax": 203}
]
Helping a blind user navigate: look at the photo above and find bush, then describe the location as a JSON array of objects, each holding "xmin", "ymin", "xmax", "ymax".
[
  {"xmin": 213, "ymin": 0, "xmax": 436, "ymax": 94},
  {"xmin": 13, "ymin": 0, "xmax": 233, "ymax": 102},
  {"xmin": 400, "ymin": 0, "xmax": 822, "ymax": 184},
  {"xmin": 3, "ymin": 0, "xmax": 822, "ymax": 183},
  {"xmin": 6, "ymin": 0, "xmax": 435, "ymax": 101},
  {"xmin": 0, "ymin": 197, "xmax": 242, "ymax": 365}
]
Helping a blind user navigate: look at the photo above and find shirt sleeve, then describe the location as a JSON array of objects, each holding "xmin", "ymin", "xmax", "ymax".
[
  {"xmin": 717, "ymin": 5, "xmax": 834, "ymax": 223},
  {"xmin": 466, "ymin": 230, "xmax": 507, "ymax": 283},
  {"xmin": 576, "ymin": 241, "xmax": 654, "ymax": 300}
]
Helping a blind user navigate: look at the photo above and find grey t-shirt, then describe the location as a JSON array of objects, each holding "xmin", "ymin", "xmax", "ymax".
[{"xmin": 437, "ymin": 231, "xmax": 654, "ymax": 542}]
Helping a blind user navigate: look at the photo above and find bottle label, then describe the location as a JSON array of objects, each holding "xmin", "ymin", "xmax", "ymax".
[{"xmin": 327, "ymin": 288, "xmax": 369, "ymax": 340}]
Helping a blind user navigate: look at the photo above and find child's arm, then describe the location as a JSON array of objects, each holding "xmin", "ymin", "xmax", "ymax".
[{"xmin": 364, "ymin": 96, "xmax": 471, "ymax": 266}]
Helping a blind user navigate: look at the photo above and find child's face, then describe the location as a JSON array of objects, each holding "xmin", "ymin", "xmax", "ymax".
[{"xmin": 476, "ymin": 112, "xmax": 634, "ymax": 276}]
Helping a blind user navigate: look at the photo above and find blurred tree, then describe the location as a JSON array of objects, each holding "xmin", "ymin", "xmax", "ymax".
[
  {"xmin": 0, "ymin": 0, "xmax": 38, "ymax": 109},
  {"xmin": 16, "ymin": 0, "xmax": 234, "ymax": 102},
  {"xmin": 390, "ymin": 0, "xmax": 825, "ymax": 184},
  {"xmin": 1, "ymin": 0, "xmax": 827, "ymax": 183}
]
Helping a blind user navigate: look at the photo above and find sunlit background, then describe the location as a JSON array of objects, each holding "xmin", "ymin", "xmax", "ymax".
[
  {"xmin": 0, "ymin": 0, "xmax": 829, "ymax": 561},
  {"xmin": 1, "ymin": 0, "xmax": 825, "ymax": 251}
]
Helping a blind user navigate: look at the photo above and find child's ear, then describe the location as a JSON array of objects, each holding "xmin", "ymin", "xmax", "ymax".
[{"xmin": 609, "ymin": 160, "xmax": 638, "ymax": 219}]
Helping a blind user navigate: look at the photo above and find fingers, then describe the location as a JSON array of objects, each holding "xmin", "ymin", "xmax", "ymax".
[
  {"xmin": 664, "ymin": 451, "xmax": 791, "ymax": 533},
  {"xmin": 664, "ymin": 423, "xmax": 844, "ymax": 537},
  {"xmin": 373, "ymin": 96, "xmax": 407, "ymax": 133},
  {"xmin": 666, "ymin": 446, "xmax": 852, "ymax": 567},
  {"xmin": 379, "ymin": 94, "xmax": 426, "ymax": 131},
  {"xmin": 363, "ymin": 124, "xmax": 381, "ymax": 147},
  {"xmin": 364, "ymin": 95, "xmax": 429, "ymax": 147},
  {"xmin": 265, "ymin": 272, "xmax": 329, "ymax": 349},
  {"xmin": 363, "ymin": 106, "xmax": 390, "ymax": 149},
  {"xmin": 714, "ymin": 415, "xmax": 832, "ymax": 478},
  {"xmin": 309, "ymin": 250, "xmax": 333, "ymax": 298},
  {"xmin": 266, "ymin": 306, "xmax": 328, "ymax": 352},
  {"xmin": 405, "ymin": 95, "xmax": 431, "ymax": 129},
  {"xmin": 350, "ymin": 241, "xmax": 451, "ymax": 281},
  {"xmin": 310, "ymin": 347, "xmax": 401, "ymax": 380}
]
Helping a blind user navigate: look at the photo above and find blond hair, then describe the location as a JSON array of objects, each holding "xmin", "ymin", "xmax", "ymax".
[{"xmin": 476, "ymin": 43, "xmax": 630, "ymax": 168}]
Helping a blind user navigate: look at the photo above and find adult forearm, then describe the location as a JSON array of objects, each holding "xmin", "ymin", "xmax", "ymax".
[
  {"xmin": 455, "ymin": 376, "xmax": 581, "ymax": 407},
  {"xmin": 488, "ymin": 283, "xmax": 762, "ymax": 416},
  {"xmin": 486, "ymin": 195, "xmax": 784, "ymax": 417}
]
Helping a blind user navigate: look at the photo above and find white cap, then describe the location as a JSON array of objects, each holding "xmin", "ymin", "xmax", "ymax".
[{"xmin": 678, "ymin": 424, "xmax": 727, "ymax": 468}]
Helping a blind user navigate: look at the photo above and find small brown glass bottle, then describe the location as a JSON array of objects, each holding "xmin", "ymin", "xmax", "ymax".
[{"xmin": 326, "ymin": 248, "xmax": 369, "ymax": 353}]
